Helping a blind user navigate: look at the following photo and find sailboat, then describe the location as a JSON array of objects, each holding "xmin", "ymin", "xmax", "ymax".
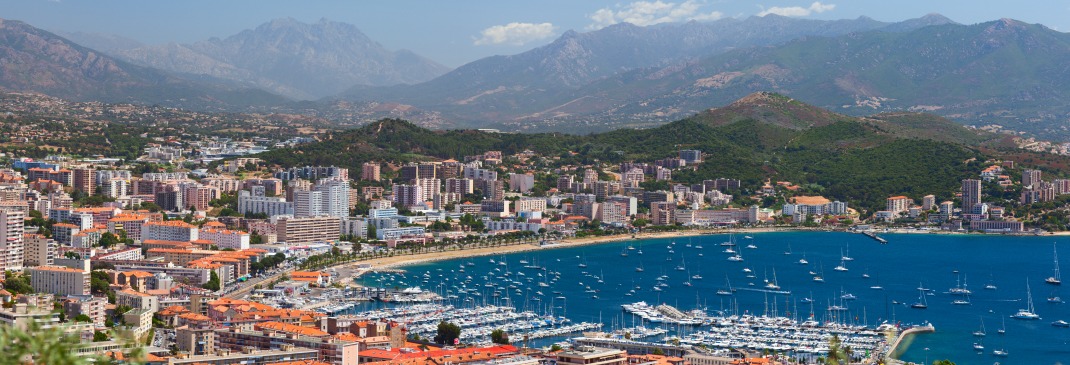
[
  {"xmin": 1048, "ymin": 290, "xmax": 1063, "ymax": 303},
  {"xmin": 985, "ymin": 274, "xmax": 998, "ymax": 290},
  {"xmin": 833, "ymin": 257, "xmax": 848, "ymax": 272},
  {"xmin": 798, "ymin": 252, "xmax": 808, "ymax": 265},
  {"xmin": 716, "ymin": 275, "xmax": 734, "ymax": 296},
  {"xmin": 953, "ymin": 291, "xmax": 971, "ymax": 305},
  {"xmin": 765, "ymin": 268, "xmax": 781, "ymax": 290},
  {"xmin": 841, "ymin": 242, "xmax": 854, "ymax": 261},
  {"xmin": 813, "ymin": 265, "xmax": 825, "ymax": 282},
  {"xmin": 620, "ymin": 246, "xmax": 629, "ymax": 257},
  {"xmin": 949, "ymin": 273, "xmax": 971, "ymax": 296},
  {"xmin": 784, "ymin": 243, "xmax": 792, "ymax": 255},
  {"xmin": 972, "ymin": 316, "xmax": 986, "ymax": 337},
  {"xmin": 998, "ymin": 316, "xmax": 1006, "ymax": 334},
  {"xmin": 1047, "ymin": 243, "xmax": 1061, "ymax": 285},
  {"xmin": 869, "ymin": 274, "xmax": 884, "ymax": 290},
  {"xmin": 972, "ymin": 338, "xmax": 984, "ymax": 351},
  {"xmin": 911, "ymin": 285, "xmax": 928, "ymax": 309},
  {"xmin": 1011, "ymin": 279, "xmax": 1041, "ymax": 320},
  {"xmin": 635, "ymin": 262, "xmax": 644, "ymax": 272},
  {"xmin": 578, "ymin": 255, "xmax": 588, "ymax": 268}
]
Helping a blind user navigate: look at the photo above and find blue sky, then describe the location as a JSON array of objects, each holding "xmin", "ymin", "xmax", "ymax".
[{"xmin": 7, "ymin": 0, "xmax": 1065, "ymax": 67}]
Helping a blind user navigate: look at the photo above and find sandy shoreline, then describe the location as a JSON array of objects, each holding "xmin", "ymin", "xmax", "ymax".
[
  {"xmin": 344, "ymin": 225, "xmax": 1059, "ymax": 276},
  {"xmin": 355, "ymin": 226, "xmax": 804, "ymax": 273}
]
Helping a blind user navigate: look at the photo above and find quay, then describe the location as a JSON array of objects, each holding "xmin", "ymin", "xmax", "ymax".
[
  {"xmin": 862, "ymin": 231, "xmax": 888, "ymax": 244},
  {"xmin": 571, "ymin": 337, "xmax": 693, "ymax": 357},
  {"xmin": 884, "ymin": 323, "xmax": 936, "ymax": 364}
]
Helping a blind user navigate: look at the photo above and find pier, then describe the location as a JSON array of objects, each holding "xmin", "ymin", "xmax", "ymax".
[
  {"xmin": 862, "ymin": 231, "xmax": 888, "ymax": 244},
  {"xmin": 571, "ymin": 337, "xmax": 693, "ymax": 357},
  {"xmin": 884, "ymin": 323, "xmax": 936, "ymax": 364}
]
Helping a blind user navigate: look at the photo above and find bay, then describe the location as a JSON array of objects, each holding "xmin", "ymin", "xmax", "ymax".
[{"xmin": 357, "ymin": 231, "xmax": 1070, "ymax": 364}]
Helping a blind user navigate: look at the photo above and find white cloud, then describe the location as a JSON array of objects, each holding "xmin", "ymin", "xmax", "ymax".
[
  {"xmin": 474, "ymin": 22, "xmax": 557, "ymax": 46},
  {"xmin": 587, "ymin": 1, "xmax": 724, "ymax": 30},
  {"xmin": 758, "ymin": 2, "xmax": 836, "ymax": 17}
]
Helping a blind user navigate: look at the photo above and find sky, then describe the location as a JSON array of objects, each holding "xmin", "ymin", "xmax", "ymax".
[{"xmin": 6, "ymin": 0, "xmax": 1066, "ymax": 67}]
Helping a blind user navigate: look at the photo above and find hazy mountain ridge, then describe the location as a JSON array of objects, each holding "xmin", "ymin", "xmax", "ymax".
[
  {"xmin": 565, "ymin": 18, "xmax": 1070, "ymax": 137},
  {"xmin": 114, "ymin": 18, "xmax": 450, "ymax": 99},
  {"xmin": 0, "ymin": 18, "xmax": 288, "ymax": 109},
  {"xmin": 335, "ymin": 14, "xmax": 958, "ymax": 128},
  {"xmin": 433, "ymin": 17, "xmax": 1070, "ymax": 139}
]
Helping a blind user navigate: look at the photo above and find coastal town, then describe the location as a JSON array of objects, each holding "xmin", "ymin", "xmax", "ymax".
[{"xmin": 0, "ymin": 112, "xmax": 1062, "ymax": 365}]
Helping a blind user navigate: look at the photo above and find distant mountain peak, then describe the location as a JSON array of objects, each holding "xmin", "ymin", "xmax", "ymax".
[
  {"xmin": 0, "ymin": 18, "xmax": 287, "ymax": 107},
  {"xmin": 113, "ymin": 18, "xmax": 449, "ymax": 99},
  {"xmin": 919, "ymin": 13, "xmax": 956, "ymax": 24},
  {"xmin": 729, "ymin": 91, "xmax": 792, "ymax": 107},
  {"xmin": 694, "ymin": 92, "xmax": 850, "ymax": 130}
]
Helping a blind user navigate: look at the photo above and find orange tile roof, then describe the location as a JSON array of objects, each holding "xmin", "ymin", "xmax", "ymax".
[
  {"xmin": 178, "ymin": 313, "xmax": 210, "ymax": 322},
  {"xmin": 790, "ymin": 196, "xmax": 831, "ymax": 205},
  {"xmin": 147, "ymin": 248, "xmax": 195, "ymax": 254},
  {"xmin": 361, "ymin": 345, "xmax": 517, "ymax": 365},
  {"xmin": 142, "ymin": 239, "xmax": 194, "ymax": 246},
  {"xmin": 158, "ymin": 305, "xmax": 190, "ymax": 316},
  {"xmin": 118, "ymin": 288, "xmax": 154, "ymax": 297},
  {"xmin": 30, "ymin": 266, "xmax": 86, "ymax": 273},
  {"xmin": 121, "ymin": 271, "xmax": 154, "ymax": 278},
  {"xmin": 268, "ymin": 361, "xmax": 330, "ymax": 365},
  {"xmin": 144, "ymin": 220, "xmax": 196, "ymax": 228},
  {"xmin": 255, "ymin": 321, "xmax": 328, "ymax": 337}
]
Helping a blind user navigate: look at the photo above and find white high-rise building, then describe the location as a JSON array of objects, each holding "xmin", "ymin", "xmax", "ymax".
[
  {"xmin": 414, "ymin": 178, "xmax": 441, "ymax": 203},
  {"xmin": 237, "ymin": 190, "xmax": 294, "ymax": 217},
  {"xmin": 509, "ymin": 173, "xmax": 535, "ymax": 193},
  {"xmin": 293, "ymin": 190, "xmax": 323, "ymax": 217},
  {"xmin": 104, "ymin": 178, "xmax": 130, "ymax": 199},
  {"xmin": 313, "ymin": 179, "xmax": 351, "ymax": 218},
  {"xmin": 0, "ymin": 202, "xmax": 26, "ymax": 272}
]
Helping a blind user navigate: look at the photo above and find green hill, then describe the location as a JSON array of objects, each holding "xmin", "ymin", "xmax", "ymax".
[{"xmin": 257, "ymin": 93, "xmax": 1056, "ymax": 215}]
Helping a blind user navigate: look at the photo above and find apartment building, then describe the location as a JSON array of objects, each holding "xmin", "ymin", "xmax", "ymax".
[
  {"xmin": 0, "ymin": 202, "xmax": 26, "ymax": 272},
  {"xmin": 28, "ymin": 266, "xmax": 89, "ymax": 296},
  {"xmin": 23, "ymin": 233, "xmax": 56, "ymax": 267},
  {"xmin": 275, "ymin": 216, "xmax": 341, "ymax": 245},
  {"xmin": 141, "ymin": 220, "xmax": 199, "ymax": 242}
]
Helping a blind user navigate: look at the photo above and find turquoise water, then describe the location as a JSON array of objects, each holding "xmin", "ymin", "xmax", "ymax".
[{"xmin": 357, "ymin": 232, "xmax": 1070, "ymax": 364}]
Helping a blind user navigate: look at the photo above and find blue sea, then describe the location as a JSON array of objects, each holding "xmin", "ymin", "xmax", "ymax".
[{"xmin": 356, "ymin": 232, "xmax": 1070, "ymax": 364}]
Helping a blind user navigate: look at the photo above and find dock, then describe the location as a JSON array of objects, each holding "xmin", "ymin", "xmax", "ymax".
[
  {"xmin": 862, "ymin": 231, "xmax": 888, "ymax": 244},
  {"xmin": 885, "ymin": 323, "xmax": 936, "ymax": 364}
]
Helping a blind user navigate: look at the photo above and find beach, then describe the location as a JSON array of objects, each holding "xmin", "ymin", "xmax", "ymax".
[{"xmin": 347, "ymin": 226, "xmax": 793, "ymax": 275}]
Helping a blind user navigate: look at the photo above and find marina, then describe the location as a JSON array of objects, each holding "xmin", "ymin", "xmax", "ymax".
[{"xmin": 354, "ymin": 231, "xmax": 1070, "ymax": 364}]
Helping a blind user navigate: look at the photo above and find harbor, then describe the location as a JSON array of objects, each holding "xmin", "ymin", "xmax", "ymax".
[{"xmin": 353, "ymin": 231, "xmax": 1070, "ymax": 364}]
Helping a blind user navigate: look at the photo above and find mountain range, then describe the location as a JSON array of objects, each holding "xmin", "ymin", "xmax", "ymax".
[
  {"xmin": 5, "ymin": 14, "xmax": 1070, "ymax": 140},
  {"xmin": 336, "ymin": 16, "xmax": 1070, "ymax": 139},
  {"xmin": 0, "ymin": 18, "xmax": 287, "ymax": 109},
  {"xmin": 108, "ymin": 18, "xmax": 448, "ymax": 100},
  {"xmin": 336, "ymin": 14, "xmax": 955, "ymax": 127}
]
